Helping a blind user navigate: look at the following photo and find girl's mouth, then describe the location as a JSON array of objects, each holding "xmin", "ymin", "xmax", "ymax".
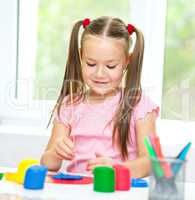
[{"xmin": 93, "ymin": 80, "xmax": 108, "ymax": 84}]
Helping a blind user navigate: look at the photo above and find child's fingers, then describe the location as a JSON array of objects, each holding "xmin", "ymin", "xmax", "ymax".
[
  {"xmin": 54, "ymin": 149, "xmax": 69, "ymax": 160},
  {"xmin": 54, "ymin": 146, "xmax": 67, "ymax": 160},
  {"xmin": 55, "ymin": 146, "xmax": 74, "ymax": 160},
  {"xmin": 87, "ymin": 164, "xmax": 99, "ymax": 171},
  {"xmin": 95, "ymin": 152, "xmax": 104, "ymax": 157},
  {"xmin": 87, "ymin": 163, "xmax": 112, "ymax": 171},
  {"xmin": 88, "ymin": 157, "xmax": 111, "ymax": 165},
  {"xmin": 56, "ymin": 143, "xmax": 74, "ymax": 159},
  {"xmin": 63, "ymin": 137, "xmax": 74, "ymax": 150},
  {"xmin": 88, "ymin": 158, "xmax": 102, "ymax": 165},
  {"xmin": 59, "ymin": 139, "xmax": 74, "ymax": 155}
]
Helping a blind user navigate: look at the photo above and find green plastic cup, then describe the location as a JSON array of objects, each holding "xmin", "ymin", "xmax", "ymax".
[{"xmin": 93, "ymin": 166, "xmax": 115, "ymax": 192}]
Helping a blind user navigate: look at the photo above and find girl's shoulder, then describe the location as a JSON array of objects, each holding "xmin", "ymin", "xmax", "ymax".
[
  {"xmin": 132, "ymin": 93, "xmax": 159, "ymax": 121},
  {"xmin": 53, "ymin": 93, "xmax": 84, "ymax": 127},
  {"xmin": 60, "ymin": 93, "xmax": 84, "ymax": 108}
]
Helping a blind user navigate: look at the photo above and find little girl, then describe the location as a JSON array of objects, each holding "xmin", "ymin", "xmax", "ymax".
[{"xmin": 41, "ymin": 16, "xmax": 159, "ymax": 178}]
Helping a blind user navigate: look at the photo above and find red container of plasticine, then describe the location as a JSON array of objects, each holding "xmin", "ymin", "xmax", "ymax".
[{"xmin": 113, "ymin": 164, "xmax": 131, "ymax": 191}]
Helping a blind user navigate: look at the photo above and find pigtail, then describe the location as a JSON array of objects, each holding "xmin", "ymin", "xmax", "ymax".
[
  {"xmin": 47, "ymin": 20, "xmax": 84, "ymax": 127},
  {"xmin": 127, "ymin": 28, "xmax": 144, "ymax": 91},
  {"xmin": 113, "ymin": 28, "xmax": 144, "ymax": 159},
  {"xmin": 59, "ymin": 20, "xmax": 84, "ymax": 102},
  {"xmin": 124, "ymin": 28, "xmax": 144, "ymax": 109}
]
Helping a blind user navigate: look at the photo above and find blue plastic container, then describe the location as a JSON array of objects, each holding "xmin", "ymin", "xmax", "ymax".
[{"xmin": 24, "ymin": 165, "xmax": 47, "ymax": 190}]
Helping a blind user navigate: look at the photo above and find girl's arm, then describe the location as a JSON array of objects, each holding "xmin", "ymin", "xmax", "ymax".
[
  {"xmin": 122, "ymin": 111, "xmax": 157, "ymax": 178},
  {"xmin": 40, "ymin": 122, "xmax": 73, "ymax": 171},
  {"xmin": 87, "ymin": 111, "xmax": 157, "ymax": 177}
]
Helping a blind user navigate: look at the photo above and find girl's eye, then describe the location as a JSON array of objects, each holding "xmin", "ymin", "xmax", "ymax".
[
  {"xmin": 107, "ymin": 65, "xmax": 117, "ymax": 69},
  {"xmin": 86, "ymin": 62, "xmax": 96, "ymax": 67}
]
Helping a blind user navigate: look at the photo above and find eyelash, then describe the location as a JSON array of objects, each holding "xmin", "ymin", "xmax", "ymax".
[
  {"xmin": 107, "ymin": 65, "xmax": 117, "ymax": 69},
  {"xmin": 86, "ymin": 62, "xmax": 117, "ymax": 69},
  {"xmin": 86, "ymin": 62, "xmax": 96, "ymax": 67}
]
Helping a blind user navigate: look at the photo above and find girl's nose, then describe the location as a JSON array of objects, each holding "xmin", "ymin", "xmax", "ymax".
[{"xmin": 95, "ymin": 65, "xmax": 106, "ymax": 78}]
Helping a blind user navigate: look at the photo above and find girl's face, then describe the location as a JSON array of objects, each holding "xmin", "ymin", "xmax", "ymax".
[{"xmin": 81, "ymin": 35, "xmax": 128, "ymax": 98}]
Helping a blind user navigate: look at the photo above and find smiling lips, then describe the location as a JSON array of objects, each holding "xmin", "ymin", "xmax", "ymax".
[{"xmin": 93, "ymin": 80, "xmax": 109, "ymax": 84}]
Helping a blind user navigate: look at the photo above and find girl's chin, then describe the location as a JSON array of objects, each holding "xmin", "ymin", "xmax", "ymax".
[{"xmin": 89, "ymin": 88, "xmax": 117, "ymax": 97}]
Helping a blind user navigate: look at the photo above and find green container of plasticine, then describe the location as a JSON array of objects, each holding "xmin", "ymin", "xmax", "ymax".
[
  {"xmin": 0, "ymin": 173, "xmax": 4, "ymax": 180},
  {"xmin": 93, "ymin": 166, "xmax": 115, "ymax": 192}
]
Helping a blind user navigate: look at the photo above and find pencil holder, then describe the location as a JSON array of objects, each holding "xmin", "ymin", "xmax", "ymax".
[{"xmin": 149, "ymin": 157, "xmax": 186, "ymax": 200}]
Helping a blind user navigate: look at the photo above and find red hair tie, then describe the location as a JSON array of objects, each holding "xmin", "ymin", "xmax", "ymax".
[
  {"xmin": 82, "ymin": 18, "xmax": 91, "ymax": 28},
  {"xmin": 127, "ymin": 24, "xmax": 135, "ymax": 35}
]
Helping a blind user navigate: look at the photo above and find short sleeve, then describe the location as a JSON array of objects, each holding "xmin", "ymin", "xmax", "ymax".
[
  {"xmin": 52, "ymin": 97, "xmax": 72, "ymax": 129},
  {"xmin": 132, "ymin": 94, "xmax": 159, "ymax": 121}
]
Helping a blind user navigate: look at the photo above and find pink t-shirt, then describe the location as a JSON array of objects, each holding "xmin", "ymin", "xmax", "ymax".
[{"xmin": 54, "ymin": 92, "xmax": 159, "ymax": 173}]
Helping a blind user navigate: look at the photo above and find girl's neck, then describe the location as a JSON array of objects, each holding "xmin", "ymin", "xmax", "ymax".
[{"xmin": 85, "ymin": 89, "xmax": 120, "ymax": 104}]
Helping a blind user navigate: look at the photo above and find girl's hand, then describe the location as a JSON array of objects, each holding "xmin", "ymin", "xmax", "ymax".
[
  {"xmin": 87, "ymin": 153, "xmax": 113, "ymax": 171},
  {"xmin": 52, "ymin": 136, "xmax": 75, "ymax": 161}
]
